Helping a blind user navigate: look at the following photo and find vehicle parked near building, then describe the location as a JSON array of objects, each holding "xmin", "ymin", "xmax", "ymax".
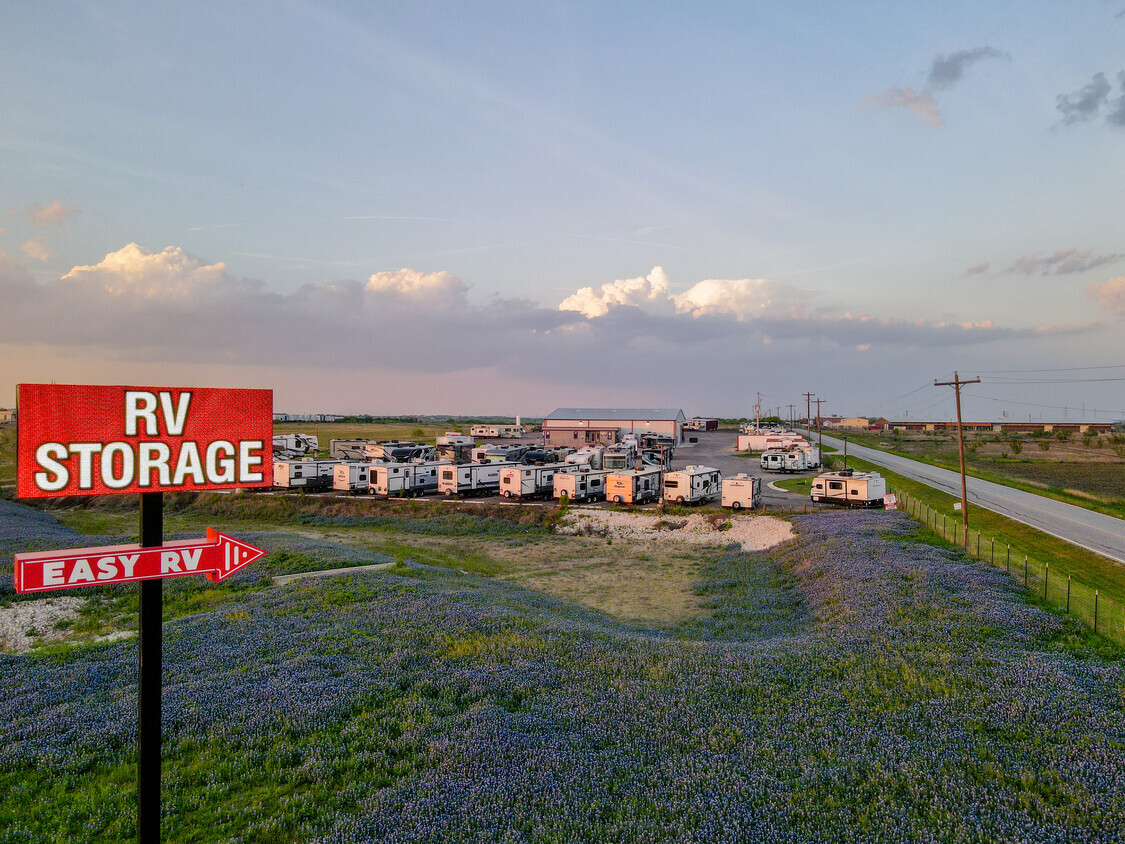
[
  {"xmin": 368, "ymin": 461, "xmax": 449, "ymax": 497},
  {"xmin": 333, "ymin": 461, "xmax": 374, "ymax": 493}
]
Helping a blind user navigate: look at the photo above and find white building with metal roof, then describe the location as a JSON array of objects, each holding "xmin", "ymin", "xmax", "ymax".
[{"xmin": 542, "ymin": 408, "xmax": 686, "ymax": 446}]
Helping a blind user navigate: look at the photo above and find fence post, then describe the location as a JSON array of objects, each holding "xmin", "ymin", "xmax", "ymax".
[
  {"xmin": 1043, "ymin": 562, "xmax": 1048, "ymax": 600},
  {"xmin": 1024, "ymin": 555, "xmax": 1028, "ymax": 588},
  {"xmin": 1066, "ymin": 575, "xmax": 1071, "ymax": 614},
  {"xmin": 1094, "ymin": 590, "xmax": 1099, "ymax": 632},
  {"xmin": 976, "ymin": 532, "xmax": 980, "ymax": 557},
  {"xmin": 1006, "ymin": 545, "xmax": 1010, "ymax": 574},
  {"xmin": 990, "ymin": 538, "xmax": 994, "ymax": 565}
]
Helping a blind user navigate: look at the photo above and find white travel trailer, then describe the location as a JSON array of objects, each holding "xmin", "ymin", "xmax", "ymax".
[
  {"xmin": 810, "ymin": 470, "xmax": 887, "ymax": 507},
  {"xmin": 470, "ymin": 424, "xmax": 523, "ymax": 439},
  {"xmin": 721, "ymin": 474, "xmax": 762, "ymax": 510},
  {"xmin": 438, "ymin": 461, "xmax": 518, "ymax": 497},
  {"xmin": 499, "ymin": 462, "xmax": 577, "ymax": 499},
  {"xmin": 330, "ymin": 439, "xmax": 374, "ymax": 461},
  {"xmin": 738, "ymin": 433, "xmax": 807, "ymax": 453},
  {"xmin": 759, "ymin": 450, "xmax": 788, "ymax": 472},
  {"xmin": 333, "ymin": 461, "xmax": 373, "ymax": 493},
  {"xmin": 601, "ymin": 444, "xmax": 638, "ymax": 471},
  {"xmin": 273, "ymin": 459, "xmax": 335, "ymax": 490},
  {"xmin": 553, "ymin": 469, "xmax": 609, "ymax": 503},
  {"xmin": 605, "ymin": 467, "xmax": 662, "ymax": 505},
  {"xmin": 479, "ymin": 444, "xmax": 529, "ymax": 464},
  {"xmin": 782, "ymin": 450, "xmax": 809, "ymax": 472},
  {"xmin": 273, "ymin": 433, "xmax": 319, "ymax": 457},
  {"xmin": 364, "ymin": 441, "xmax": 421, "ymax": 461},
  {"xmin": 565, "ymin": 445, "xmax": 605, "ymax": 470},
  {"xmin": 662, "ymin": 465, "xmax": 722, "ymax": 505},
  {"xmin": 436, "ymin": 432, "xmax": 475, "ymax": 446},
  {"xmin": 368, "ymin": 461, "xmax": 449, "ymax": 497}
]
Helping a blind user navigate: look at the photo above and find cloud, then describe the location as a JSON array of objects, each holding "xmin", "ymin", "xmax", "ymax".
[
  {"xmin": 558, "ymin": 267, "xmax": 675, "ymax": 318},
  {"xmin": 1086, "ymin": 276, "xmax": 1125, "ymax": 316},
  {"xmin": 1056, "ymin": 71, "xmax": 1125, "ymax": 127},
  {"xmin": 61, "ymin": 243, "xmax": 229, "ymax": 299},
  {"xmin": 966, "ymin": 262, "xmax": 990, "ymax": 276},
  {"xmin": 26, "ymin": 201, "xmax": 79, "ymax": 227},
  {"xmin": 22, "ymin": 236, "xmax": 51, "ymax": 261},
  {"xmin": 927, "ymin": 47, "xmax": 1008, "ymax": 90},
  {"xmin": 0, "ymin": 247, "xmax": 1098, "ymax": 403},
  {"xmin": 1006, "ymin": 248, "xmax": 1120, "ymax": 276},
  {"xmin": 861, "ymin": 86, "xmax": 943, "ymax": 126},
  {"xmin": 364, "ymin": 267, "xmax": 468, "ymax": 308}
]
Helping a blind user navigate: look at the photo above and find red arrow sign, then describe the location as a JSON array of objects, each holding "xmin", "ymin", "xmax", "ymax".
[{"xmin": 13, "ymin": 528, "xmax": 266, "ymax": 594}]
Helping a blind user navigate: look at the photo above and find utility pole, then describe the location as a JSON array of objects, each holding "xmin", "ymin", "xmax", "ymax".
[
  {"xmin": 755, "ymin": 392, "xmax": 762, "ymax": 430},
  {"xmin": 803, "ymin": 392, "xmax": 814, "ymax": 430},
  {"xmin": 935, "ymin": 371, "xmax": 980, "ymax": 546},
  {"xmin": 787, "ymin": 404, "xmax": 796, "ymax": 429},
  {"xmin": 813, "ymin": 397, "xmax": 825, "ymax": 463}
]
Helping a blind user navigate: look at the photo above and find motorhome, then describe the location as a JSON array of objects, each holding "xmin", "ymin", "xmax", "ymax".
[
  {"xmin": 273, "ymin": 459, "xmax": 335, "ymax": 490},
  {"xmin": 662, "ymin": 465, "xmax": 722, "ymax": 505},
  {"xmin": 721, "ymin": 474, "xmax": 762, "ymax": 510},
  {"xmin": 368, "ymin": 461, "xmax": 449, "ymax": 497},
  {"xmin": 810, "ymin": 469, "xmax": 887, "ymax": 507},
  {"xmin": 498, "ymin": 462, "xmax": 577, "ymax": 499},
  {"xmin": 438, "ymin": 461, "xmax": 517, "ymax": 497},
  {"xmin": 605, "ymin": 467, "xmax": 662, "ymax": 505},
  {"xmin": 553, "ymin": 469, "xmax": 609, "ymax": 503},
  {"xmin": 782, "ymin": 450, "xmax": 809, "ymax": 473},
  {"xmin": 601, "ymin": 444, "xmax": 638, "ymax": 471},
  {"xmin": 333, "ymin": 461, "xmax": 373, "ymax": 493},
  {"xmin": 329, "ymin": 439, "xmax": 374, "ymax": 461},
  {"xmin": 436, "ymin": 443, "xmax": 474, "ymax": 464}
]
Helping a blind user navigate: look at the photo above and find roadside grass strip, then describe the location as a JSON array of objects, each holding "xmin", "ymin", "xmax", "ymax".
[
  {"xmin": 837, "ymin": 455, "xmax": 1125, "ymax": 647},
  {"xmin": 1, "ymin": 501, "xmax": 1124, "ymax": 841}
]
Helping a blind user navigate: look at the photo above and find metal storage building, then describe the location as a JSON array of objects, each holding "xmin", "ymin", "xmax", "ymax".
[{"xmin": 542, "ymin": 408, "xmax": 687, "ymax": 446}]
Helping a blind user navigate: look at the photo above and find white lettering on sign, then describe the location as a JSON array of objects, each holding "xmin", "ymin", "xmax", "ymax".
[
  {"xmin": 138, "ymin": 442, "xmax": 172, "ymax": 487},
  {"xmin": 125, "ymin": 391, "xmax": 193, "ymax": 437},
  {"xmin": 43, "ymin": 561, "xmax": 65, "ymax": 586},
  {"xmin": 206, "ymin": 441, "xmax": 236, "ymax": 483},
  {"xmin": 34, "ymin": 443, "xmax": 69, "ymax": 491}
]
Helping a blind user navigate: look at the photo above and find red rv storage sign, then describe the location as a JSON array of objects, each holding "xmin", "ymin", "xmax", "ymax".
[{"xmin": 17, "ymin": 384, "xmax": 273, "ymax": 498}]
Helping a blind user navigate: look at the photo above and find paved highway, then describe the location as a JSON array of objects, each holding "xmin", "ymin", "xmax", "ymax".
[{"xmin": 817, "ymin": 433, "xmax": 1125, "ymax": 565}]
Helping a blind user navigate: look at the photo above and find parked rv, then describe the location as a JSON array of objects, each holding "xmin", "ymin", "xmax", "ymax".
[
  {"xmin": 553, "ymin": 469, "xmax": 609, "ymax": 503},
  {"xmin": 333, "ymin": 461, "xmax": 373, "ymax": 493},
  {"xmin": 602, "ymin": 444, "xmax": 638, "ymax": 471},
  {"xmin": 436, "ymin": 432, "xmax": 475, "ymax": 446},
  {"xmin": 364, "ymin": 441, "xmax": 422, "ymax": 461},
  {"xmin": 565, "ymin": 445, "xmax": 604, "ymax": 470},
  {"xmin": 368, "ymin": 461, "xmax": 449, "ymax": 497},
  {"xmin": 438, "ymin": 461, "xmax": 518, "ymax": 497},
  {"xmin": 498, "ymin": 462, "xmax": 577, "ymax": 499},
  {"xmin": 810, "ymin": 469, "xmax": 887, "ymax": 507},
  {"xmin": 273, "ymin": 459, "xmax": 335, "ymax": 490},
  {"xmin": 436, "ymin": 443, "xmax": 474, "ymax": 464},
  {"xmin": 721, "ymin": 474, "xmax": 762, "ymax": 510},
  {"xmin": 273, "ymin": 433, "xmax": 319, "ymax": 458},
  {"xmin": 479, "ymin": 444, "xmax": 530, "ymax": 464},
  {"xmin": 662, "ymin": 465, "xmax": 722, "ymax": 505},
  {"xmin": 470, "ymin": 424, "xmax": 523, "ymax": 439},
  {"xmin": 782, "ymin": 450, "xmax": 809, "ymax": 472},
  {"xmin": 759, "ymin": 450, "xmax": 787, "ymax": 472},
  {"xmin": 605, "ymin": 467, "xmax": 662, "ymax": 505},
  {"xmin": 329, "ymin": 439, "xmax": 374, "ymax": 461}
]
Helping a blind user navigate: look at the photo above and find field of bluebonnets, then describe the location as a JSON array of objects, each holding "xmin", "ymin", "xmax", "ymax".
[{"xmin": 2, "ymin": 496, "xmax": 1125, "ymax": 842}]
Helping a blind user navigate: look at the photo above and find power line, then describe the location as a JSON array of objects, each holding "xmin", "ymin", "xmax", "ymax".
[{"xmin": 976, "ymin": 364, "xmax": 1125, "ymax": 374}]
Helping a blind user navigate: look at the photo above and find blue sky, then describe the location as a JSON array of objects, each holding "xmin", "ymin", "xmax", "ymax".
[{"xmin": 2, "ymin": 1, "xmax": 1123, "ymax": 420}]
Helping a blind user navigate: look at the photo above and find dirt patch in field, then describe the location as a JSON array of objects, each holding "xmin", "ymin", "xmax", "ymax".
[
  {"xmin": 557, "ymin": 509, "xmax": 795, "ymax": 551},
  {"xmin": 1, "ymin": 597, "xmax": 85, "ymax": 653}
]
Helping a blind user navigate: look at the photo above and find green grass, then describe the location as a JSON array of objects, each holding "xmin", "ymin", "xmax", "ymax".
[{"xmin": 840, "ymin": 454, "xmax": 1125, "ymax": 642}]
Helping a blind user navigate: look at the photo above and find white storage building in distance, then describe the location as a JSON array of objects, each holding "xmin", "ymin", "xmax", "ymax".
[{"xmin": 542, "ymin": 408, "xmax": 686, "ymax": 447}]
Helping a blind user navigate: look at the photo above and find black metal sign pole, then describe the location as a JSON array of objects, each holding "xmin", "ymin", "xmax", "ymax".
[{"xmin": 138, "ymin": 491, "xmax": 163, "ymax": 842}]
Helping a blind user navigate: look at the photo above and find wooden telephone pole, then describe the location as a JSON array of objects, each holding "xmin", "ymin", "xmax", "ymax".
[{"xmin": 935, "ymin": 372, "xmax": 980, "ymax": 546}]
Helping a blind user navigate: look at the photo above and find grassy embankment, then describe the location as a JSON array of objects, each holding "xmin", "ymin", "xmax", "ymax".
[
  {"xmin": 774, "ymin": 453, "xmax": 1125, "ymax": 643},
  {"xmin": 835, "ymin": 428, "xmax": 1125, "ymax": 520}
]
